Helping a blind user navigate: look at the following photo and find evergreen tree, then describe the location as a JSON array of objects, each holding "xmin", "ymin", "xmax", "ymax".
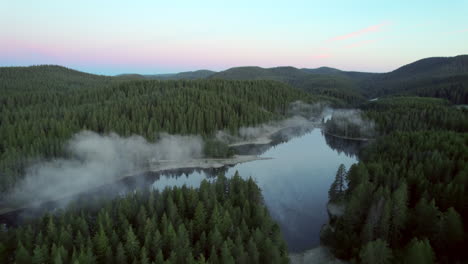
[
  {"xmin": 359, "ymin": 239, "xmax": 393, "ymax": 264},
  {"xmin": 403, "ymin": 238, "xmax": 435, "ymax": 264}
]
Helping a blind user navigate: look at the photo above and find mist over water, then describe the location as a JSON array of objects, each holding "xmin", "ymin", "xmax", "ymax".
[
  {"xmin": 5, "ymin": 131, "xmax": 204, "ymax": 206},
  {"xmin": 152, "ymin": 129, "xmax": 360, "ymax": 252}
]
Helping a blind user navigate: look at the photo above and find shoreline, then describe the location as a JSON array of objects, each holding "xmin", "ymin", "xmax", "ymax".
[
  {"xmin": 228, "ymin": 121, "xmax": 320, "ymax": 147},
  {"xmin": 323, "ymin": 131, "xmax": 373, "ymax": 141},
  {"xmin": 0, "ymin": 154, "xmax": 269, "ymax": 216},
  {"xmin": 148, "ymin": 155, "xmax": 271, "ymax": 172}
]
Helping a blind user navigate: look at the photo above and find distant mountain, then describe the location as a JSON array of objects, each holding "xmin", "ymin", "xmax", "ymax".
[
  {"xmin": 146, "ymin": 70, "xmax": 216, "ymax": 80},
  {"xmin": 115, "ymin": 73, "xmax": 147, "ymax": 80},
  {"xmin": 385, "ymin": 55, "xmax": 468, "ymax": 80},
  {"xmin": 0, "ymin": 65, "xmax": 116, "ymax": 91},
  {"xmin": 209, "ymin": 66, "xmax": 309, "ymax": 81},
  {"xmin": 210, "ymin": 66, "xmax": 366, "ymax": 105},
  {"xmin": 361, "ymin": 55, "xmax": 468, "ymax": 103},
  {"xmin": 301, "ymin": 67, "xmax": 342, "ymax": 75},
  {"xmin": 3, "ymin": 55, "xmax": 467, "ymax": 104}
]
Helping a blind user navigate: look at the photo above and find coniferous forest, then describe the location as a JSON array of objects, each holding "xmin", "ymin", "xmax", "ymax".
[
  {"xmin": 0, "ymin": 174, "xmax": 289, "ymax": 264},
  {"xmin": 323, "ymin": 97, "xmax": 468, "ymax": 263},
  {"xmin": 1, "ymin": 55, "xmax": 468, "ymax": 264},
  {"xmin": 0, "ymin": 66, "xmax": 331, "ymax": 193}
]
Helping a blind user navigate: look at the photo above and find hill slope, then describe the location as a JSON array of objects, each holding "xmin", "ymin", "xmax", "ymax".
[
  {"xmin": 146, "ymin": 70, "xmax": 216, "ymax": 80},
  {"xmin": 0, "ymin": 65, "xmax": 328, "ymax": 193},
  {"xmin": 210, "ymin": 66, "xmax": 365, "ymax": 105},
  {"xmin": 360, "ymin": 55, "xmax": 468, "ymax": 103}
]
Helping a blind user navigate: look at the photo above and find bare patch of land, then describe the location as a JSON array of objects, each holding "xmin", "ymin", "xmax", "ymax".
[{"xmin": 148, "ymin": 155, "xmax": 271, "ymax": 172}]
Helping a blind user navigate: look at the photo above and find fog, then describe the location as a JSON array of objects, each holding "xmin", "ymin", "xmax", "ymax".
[
  {"xmin": 6, "ymin": 131, "xmax": 203, "ymax": 206},
  {"xmin": 4, "ymin": 101, "xmax": 331, "ymax": 208},
  {"xmin": 326, "ymin": 109, "xmax": 376, "ymax": 138},
  {"xmin": 217, "ymin": 101, "xmax": 329, "ymax": 143}
]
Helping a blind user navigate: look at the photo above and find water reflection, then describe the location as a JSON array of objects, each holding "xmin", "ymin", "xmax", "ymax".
[
  {"xmin": 151, "ymin": 129, "xmax": 359, "ymax": 253},
  {"xmin": 0, "ymin": 128, "xmax": 364, "ymax": 253}
]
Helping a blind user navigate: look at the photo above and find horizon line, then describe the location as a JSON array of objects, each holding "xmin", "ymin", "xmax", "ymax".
[{"xmin": 1, "ymin": 54, "xmax": 466, "ymax": 76}]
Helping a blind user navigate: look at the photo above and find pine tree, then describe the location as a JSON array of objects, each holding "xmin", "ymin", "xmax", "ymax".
[
  {"xmin": 32, "ymin": 245, "xmax": 47, "ymax": 264},
  {"xmin": 359, "ymin": 239, "xmax": 392, "ymax": 264},
  {"xmin": 15, "ymin": 242, "xmax": 32, "ymax": 264},
  {"xmin": 115, "ymin": 242, "xmax": 127, "ymax": 264},
  {"xmin": 329, "ymin": 164, "xmax": 347, "ymax": 202},
  {"xmin": 125, "ymin": 226, "xmax": 140, "ymax": 261},
  {"xmin": 403, "ymin": 238, "xmax": 435, "ymax": 264}
]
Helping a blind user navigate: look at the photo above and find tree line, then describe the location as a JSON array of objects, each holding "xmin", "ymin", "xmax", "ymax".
[
  {"xmin": 0, "ymin": 66, "xmax": 324, "ymax": 193},
  {"xmin": 0, "ymin": 173, "xmax": 289, "ymax": 264},
  {"xmin": 323, "ymin": 96, "xmax": 468, "ymax": 263}
]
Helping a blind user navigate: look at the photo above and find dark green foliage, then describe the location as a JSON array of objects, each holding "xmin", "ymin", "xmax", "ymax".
[
  {"xmin": 325, "ymin": 111, "xmax": 376, "ymax": 139},
  {"xmin": 328, "ymin": 164, "xmax": 347, "ymax": 202},
  {"xmin": 403, "ymin": 238, "xmax": 435, "ymax": 264},
  {"xmin": 0, "ymin": 66, "xmax": 323, "ymax": 193},
  {"xmin": 0, "ymin": 174, "xmax": 289, "ymax": 263},
  {"xmin": 362, "ymin": 97, "xmax": 468, "ymax": 133},
  {"xmin": 359, "ymin": 55, "xmax": 468, "ymax": 103},
  {"xmin": 324, "ymin": 130, "xmax": 468, "ymax": 262},
  {"xmin": 359, "ymin": 239, "xmax": 393, "ymax": 264},
  {"xmin": 209, "ymin": 66, "xmax": 364, "ymax": 105},
  {"xmin": 204, "ymin": 139, "xmax": 234, "ymax": 158}
]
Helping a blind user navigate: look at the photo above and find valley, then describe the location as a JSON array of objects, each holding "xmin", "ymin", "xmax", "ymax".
[{"xmin": 0, "ymin": 55, "xmax": 467, "ymax": 263}]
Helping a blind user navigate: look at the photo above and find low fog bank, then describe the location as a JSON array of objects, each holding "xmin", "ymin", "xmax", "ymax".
[
  {"xmin": 325, "ymin": 109, "xmax": 376, "ymax": 139},
  {"xmin": 217, "ymin": 101, "xmax": 330, "ymax": 144},
  {"xmin": 2, "ymin": 101, "xmax": 332, "ymax": 209},
  {"xmin": 5, "ymin": 131, "xmax": 204, "ymax": 206}
]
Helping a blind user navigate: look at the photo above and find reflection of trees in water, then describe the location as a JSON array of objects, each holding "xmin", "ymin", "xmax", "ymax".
[
  {"xmin": 323, "ymin": 131, "xmax": 368, "ymax": 158},
  {"xmin": 0, "ymin": 166, "xmax": 232, "ymax": 226},
  {"xmin": 232, "ymin": 126, "xmax": 314, "ymax": 156}
]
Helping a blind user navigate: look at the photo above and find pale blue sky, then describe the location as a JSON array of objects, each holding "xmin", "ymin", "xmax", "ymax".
[{"xmin": 1, "ymin": 0, "xmax": 467, "ymax": 75}]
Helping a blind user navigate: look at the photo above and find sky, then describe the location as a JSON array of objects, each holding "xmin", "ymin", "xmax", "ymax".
[{"xmin": 1, "ymin": 0, "xmax": 467, "ymax": 75}]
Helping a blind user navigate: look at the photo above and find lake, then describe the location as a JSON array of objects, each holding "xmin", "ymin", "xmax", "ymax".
[
  {"xmin": 151, "ymin": 128, "xmax": 360, "ymax": 253},
  {"xmin": 0, "ymin": 128, "xmax": 362, "ymax": 254}
]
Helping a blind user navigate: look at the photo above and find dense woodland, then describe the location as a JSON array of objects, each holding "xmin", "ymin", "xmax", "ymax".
[
  {"xmin": 324, "ymin": 97, "xmax": 468, "ymax": 263},
  {"xmin": 0, "ymin": 174, "xmax": 289, "ymax": 264},
  {"xmin": 0, "ymin": 66, "xmax": 328, "ymax": 193},
  {"xmin": 1, "ymin": 58, "xmax": 468, "ymax": 263}
]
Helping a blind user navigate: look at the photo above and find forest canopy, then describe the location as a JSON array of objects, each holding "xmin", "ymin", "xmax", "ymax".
[{"xmin": 0, "ymin": 173, "xmax": 290, "ymax": 264}]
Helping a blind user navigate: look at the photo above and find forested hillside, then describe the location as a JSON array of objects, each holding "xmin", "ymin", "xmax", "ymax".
[
  {"xmin": 210, "ymin": 66, "xmax": 365, "ymax": 105},
  {"xmin": 0, "ymin": 66, "xmax": 327, "ymax": 193},
  {"xmin": 147, "ymin": 70, "xmax": 216, "ymax": 80},
  {"xmin": 0, "ymin": 173, "xmax": 289, "ymax": 264},
  {"xmin": 363, "ymin": 97, "xmax": 468, "ymax": 133},
  {"xmin": 323, "ymin": 97, "xmax": 468, "ymax": 263},
  {"xmin": 359, "ymin": 55, "xmax": 468, "ymax": 103},
  {"xmin": 113, "ymin": 55, "xmax": 468, "ymax": 105}
]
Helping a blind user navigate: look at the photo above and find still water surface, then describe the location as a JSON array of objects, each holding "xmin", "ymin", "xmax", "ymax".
[
  {"xmin": 152, "ymin": 129, "xmax": 359, "ymax": 253},
  {"xmin": 0, "ymin": 128, "xmax": 361, "ymax": 254}
]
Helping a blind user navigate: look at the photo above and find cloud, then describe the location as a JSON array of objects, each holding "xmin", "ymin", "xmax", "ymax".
[
  {"xmin": 346, "ymin": 38, "xmax": 382, "ymax": 49},
  {"xmin": 329, "ymin": 21, "xmax": 391, "ymax": 42}
]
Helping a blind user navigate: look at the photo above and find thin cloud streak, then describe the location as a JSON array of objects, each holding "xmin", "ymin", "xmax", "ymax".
[
  {"xmin": 329, "ymin": 21, "xmax": 391, "ymax": 42},
  {"xmin": 346, "ymin": 38, "xmax": 382, "ymax": 49}
]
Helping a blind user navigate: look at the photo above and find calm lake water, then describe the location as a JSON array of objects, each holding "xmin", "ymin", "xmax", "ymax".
[
  {"xmin": 0, "ymin": 128, "xmax": 362, "ymax": 254},
  {"xmin": 152, "ymin": 129, "xmax": 359, "ymax": 253}
]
